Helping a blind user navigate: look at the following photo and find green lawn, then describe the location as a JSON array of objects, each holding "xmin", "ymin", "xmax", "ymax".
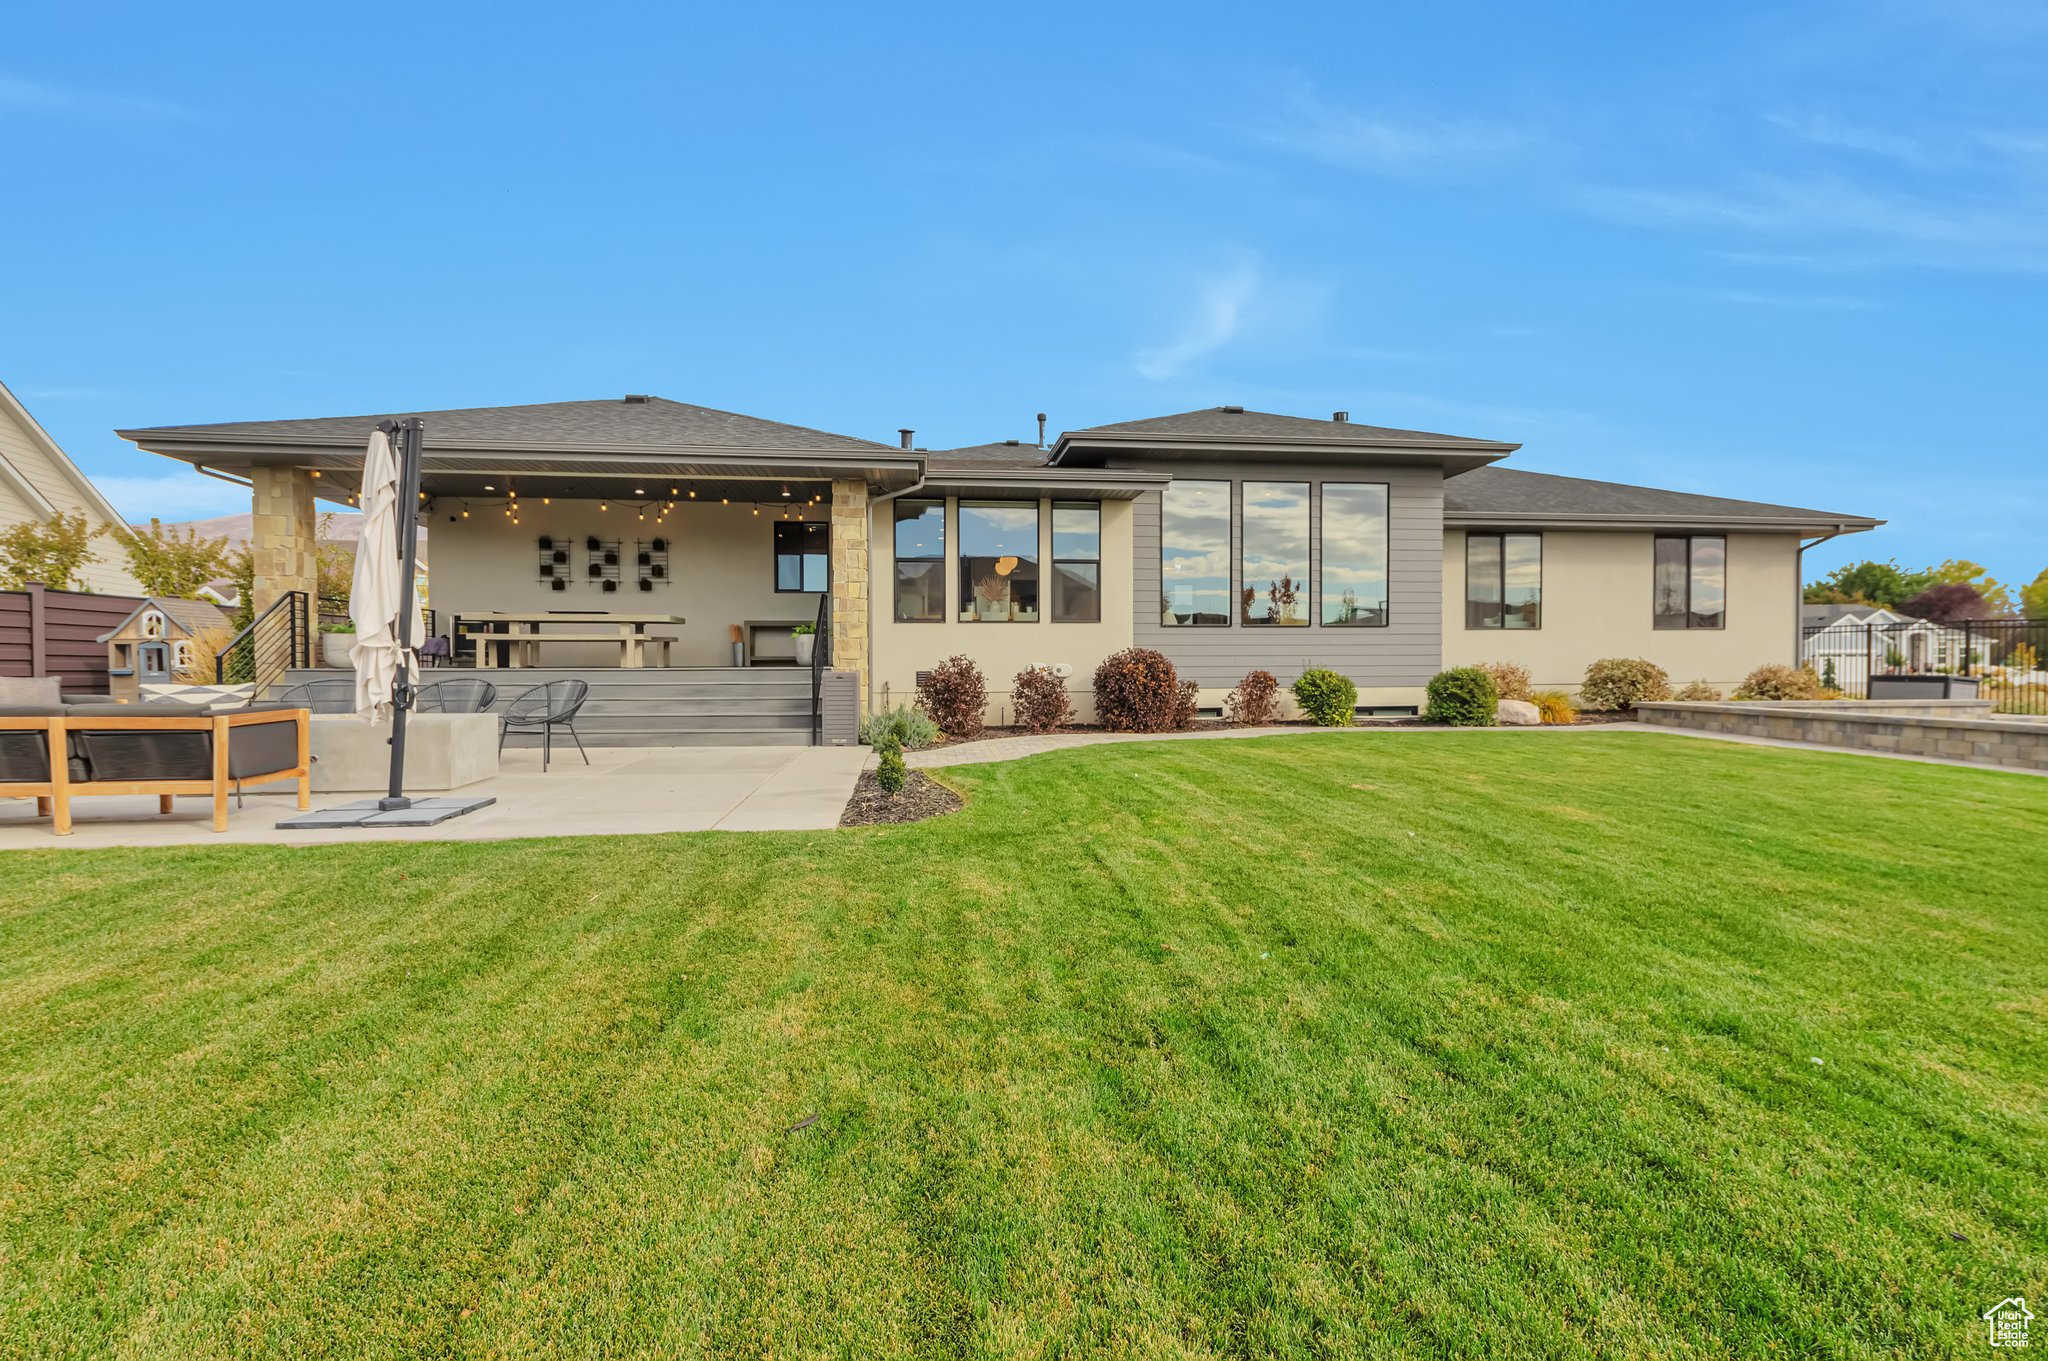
[{"xmin": 1, "ymin": 733, "xmax": 2042, "ymax": 1358}]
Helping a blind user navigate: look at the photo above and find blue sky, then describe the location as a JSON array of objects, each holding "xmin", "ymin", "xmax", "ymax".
[{"xmin": 2, "ymin": 0, "xmax": 2042, "ymax": 588}]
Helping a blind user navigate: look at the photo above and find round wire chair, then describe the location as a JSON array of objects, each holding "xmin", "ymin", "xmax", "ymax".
[
  {"xmin": 498, "ymin": 679, "xmax": 590, "ymax": 771},
  {"xmin": 415, "ymin": 678, "xmax": 498, "ymax": 713}
]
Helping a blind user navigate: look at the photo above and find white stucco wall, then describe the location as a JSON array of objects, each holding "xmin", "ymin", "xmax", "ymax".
[
  {"xmin": 426, "ymin": 499, "xmax": 823, "ymax": 667},
  {"xmin": 1440, "ymin": 529, "xmax": 1800, "ymax": 693}
]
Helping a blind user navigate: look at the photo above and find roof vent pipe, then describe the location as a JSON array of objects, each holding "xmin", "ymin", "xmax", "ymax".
[
  {"xmin": 899, "ymin": 428, "xmax": 914, "ymax": 450},
  {"xmin": 1036, "ymin": 412, "xmax": 1047, "ymax": 448},
  {"xmin": 623, "ymin": 394, "xmax": 651, "ymax": 404},
  {"xmin": 1332, "ymin": 411, "xmax": 1349, "ymax": 423}
]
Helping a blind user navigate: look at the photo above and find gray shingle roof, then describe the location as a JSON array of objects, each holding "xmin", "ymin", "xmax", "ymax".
[
  {"xmin": 1444, "ymin": 466, "xmax": 1879, "ymax": 526},
  {"xmin": 120, "ymin": 396, "xmax": 896, "ymax": 454},
  {"xmin": 925, "ymin": 440, "xmax": 1052, "ymax": 470},
  {"xmin": 1072, "ymin": 407, "xmax": 1508, "ymax": 447}
]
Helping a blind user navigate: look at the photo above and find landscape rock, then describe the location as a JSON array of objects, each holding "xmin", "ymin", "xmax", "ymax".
[{"xmin": 1496, "ymin": 699, "xmax": 1542, "ymax": 726}]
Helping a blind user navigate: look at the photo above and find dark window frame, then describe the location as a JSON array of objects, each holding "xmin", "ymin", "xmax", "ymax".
[
  {"xmin": 1050, "ymin": 500, "xmax": 1102, "ymax": 623},
  {"xmin": 893, "ymin": 498, "xmax": 946, "ymax": 624},
  {"xmin": 1464, "ymin": 530, "xmax": 1543, "ymax": 630},
  {"xmin": 1239, "ymin": 480, "xmax": 1313, "ymax": 628},
  {"xmin": 772, "ymin": 519, "xmax": 830, "ymax": 594},
  {"xmin": 1159, "ymin": 478, "xmax": 1233, "ymax": 628},
  {"xmin": 957, "ymin": 499, "xmax": 1042, "ymax": 624},
  {"xmin": 1318, "ymin": 480, "xmax": 1392, "ymax": 629},
  {"xmin": 1653, "ymin": 533, "xmax": 1727, "ymax": 631}
]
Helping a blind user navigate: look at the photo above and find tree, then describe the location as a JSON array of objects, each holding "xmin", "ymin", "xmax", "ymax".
[
  {"xmin": 113, "ymin": 518, "xmax": 233, "ymax": 598},
  {"xmin": 1898, "ymin": 581, "xmax": 1987, "ymax": 624},
  {"xmin": 1926, "ymin": 559, "xmax": 2012, "ymax": 616},
  {"xmin": 0, "ymin": 511, "xmax": 103, "ymax": 591},
  {"xmin": 2022, "ymin": 567, "xmax": 2048, "ymax": 621},
  {"xmin": 1803, "ymin": 559, "xmax": 1927, "ymax": 608}
]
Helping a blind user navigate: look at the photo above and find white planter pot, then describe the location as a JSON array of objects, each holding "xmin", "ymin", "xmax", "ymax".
[
  {"xmin": 793, "ymin": 634, "xmax": 815, "ymax": 666},
  {"xmin": 322, "ymin": 633, "xmax": 355, "ymax": 668}
]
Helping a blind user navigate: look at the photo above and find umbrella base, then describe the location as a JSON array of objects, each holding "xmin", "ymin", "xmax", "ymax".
[{"xmin": 277, "ymin": 796, "xmax": 496, "ymax": 829}]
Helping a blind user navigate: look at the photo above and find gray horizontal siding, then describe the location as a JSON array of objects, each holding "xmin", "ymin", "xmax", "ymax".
[{"xmin": 1119, "ymin": 459, "xmax": 1444, "ymax": 688}]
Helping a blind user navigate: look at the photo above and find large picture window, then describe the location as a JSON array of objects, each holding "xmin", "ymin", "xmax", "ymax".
[
  {"xmin": 1321, "ymin": 483, "xmax": 1390, "ymax": 627},
  {"xmin": 1051, "ymin": 502, "xmax": 1101, "ymax": 622},
  {"xmin": 1240, "ymin": 482, "xmax": 1311, "ymax": 626},
  {"xmin": 1160, "ymin": 480, "xmax": 1230, "ymax": 626},
  {"xmin": 1465, "ymin": 532, "xmax": 1541, "ymax": 629},
  {"xmin": 958, "ymin": 502, "xmax": 1039, "ymax": 622},
  {"xmin": 1654, "ymin": 534, "xmax": 1726, "ymax": 629},
  {"xmin": 773, "ymin": 520, "xmax": 829, "ymax": 592},
  {"xmin": 894, "ymin": 499, "xmax": 945, "ymax": 622}
]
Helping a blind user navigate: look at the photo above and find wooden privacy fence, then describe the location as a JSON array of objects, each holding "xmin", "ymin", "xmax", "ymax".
[{"xmin": 0, "ymin": 584, "xmax": 146, "ymax": 696}]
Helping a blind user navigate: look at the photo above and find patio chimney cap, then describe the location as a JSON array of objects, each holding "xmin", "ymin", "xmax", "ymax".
[
  {"xmin": 1332, "ymin": 411, "xmax": 1349, "ymax": 423},
  {"xmin": 898, "ymin": 428, "xmax": 915, "ymax": 449},
  {"xmin": 623, "ymin": 394, "xmax": 651, "ymax": 404}
]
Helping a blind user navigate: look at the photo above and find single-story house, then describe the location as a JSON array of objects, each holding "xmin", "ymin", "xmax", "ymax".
[
  {"xmin": 1, "ymin": 378, "xmax": 146, "ymax": 595},
  {"xmin": 118, "ymin": 397, "xmax": 1882, "ymax": 728},
  {"xmin": 1800, "ymin": 603, "xmax": 1987, "ymax": 686}
]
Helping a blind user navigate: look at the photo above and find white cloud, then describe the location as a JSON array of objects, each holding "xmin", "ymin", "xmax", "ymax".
[
  {"xmin": 0, "ymin": 74, "xmax": 191, "ymax": 121},
  {"xmin": 1134, "ymin": 264, "xmax": 1265, "ymax": 381},
  {"xmin": 1767, "ymin": 113, "xmax": 1934, "ymax": 167},
  {"xmin": 1707, "ymin": 289, "xmax": 1884, "ymax": 311},
  {"xmin": 1253, "ymin": 83, "xmax": 1533, "ymax": 174},
  {"xmin": 93, "ymin": 472, "xmax": 251, "ymax": 523}
]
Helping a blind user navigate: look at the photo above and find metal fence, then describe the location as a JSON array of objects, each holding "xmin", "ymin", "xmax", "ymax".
[{"xmin": 1801, "ymin": 617, "xmax": 2048, "ymax": 715}]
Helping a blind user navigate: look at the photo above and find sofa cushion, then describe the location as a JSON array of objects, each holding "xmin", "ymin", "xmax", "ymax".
[
  {"xmin": 73, "ymin": 729, "xmax": 212, "ymax": 782},
  {"xmin": 227, "ymin": 721, "xmax": 301, "ymax": 781},
  {"xmin": 64, "ymin": 701, "xmax": 208, "ymax": 718},
  {"xmin": 0, "ymin": 676, "xmax": 62, "ymax": 706},
  {"xmin": 0, "ymin": 704, "xmax": 68, "ymax": 717},
  {"xmin": 0, "ymin": 729, "xmax": 51, "ymax": 783}
]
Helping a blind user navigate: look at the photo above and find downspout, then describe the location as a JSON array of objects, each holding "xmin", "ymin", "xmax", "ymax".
[
  {"xmin": 1795, "ymin": 524, "xmax": 1846, "ymax": 665},
  {"xmin": 864, "ymin": 468, "xmax": 929, "ymax": 716}
]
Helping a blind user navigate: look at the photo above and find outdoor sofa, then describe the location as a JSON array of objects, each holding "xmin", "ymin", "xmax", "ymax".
[{"xmin": 0, "ymin": 679, "xmax": 309, "ymax": 835}]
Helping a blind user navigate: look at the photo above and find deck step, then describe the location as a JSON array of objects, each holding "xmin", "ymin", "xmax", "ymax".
[{"xmin": 278, "ymin": 667, "xmax": 828, "ymax": 748}]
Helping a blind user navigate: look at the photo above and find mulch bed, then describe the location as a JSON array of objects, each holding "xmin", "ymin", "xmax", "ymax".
[{"xmin": 839, "ymin": 770, "xmax": 964, "ymax": 827}]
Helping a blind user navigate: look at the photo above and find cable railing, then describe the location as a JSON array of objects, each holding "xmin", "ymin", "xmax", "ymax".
[{"xmin": 216, "ymin": 590, "xmax": 311, "ymax": 698}]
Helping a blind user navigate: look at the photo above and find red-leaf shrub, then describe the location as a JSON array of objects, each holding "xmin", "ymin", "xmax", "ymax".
[
  {"xmin": 1093, "ymin": 647, "xmax": 1196, "ymax": 732},
  {"xmin": 1899, "ymin": 581, "xmax": 1986, "ymax": 624},
  {"xmin": 1225, "ymin": 669, "xmax": 1280, "ymax": 726},
  {"xmin": 1011, "ymin": 665, "xmax": 1073, "ymax": 734},
  {"xmin": 917, "ymin": 654, "xmax": 986, "ymax": 740}
]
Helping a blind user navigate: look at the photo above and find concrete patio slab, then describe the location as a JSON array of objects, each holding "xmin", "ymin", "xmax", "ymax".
[{"xmin": 0, "ymin": 745, "xmax": 869, "ymax": 850}]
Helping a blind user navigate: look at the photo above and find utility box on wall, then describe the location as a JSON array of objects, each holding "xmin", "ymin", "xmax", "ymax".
[{"xmin": 820, "ymin": 669, "xmax": 860, "ymax": 746}]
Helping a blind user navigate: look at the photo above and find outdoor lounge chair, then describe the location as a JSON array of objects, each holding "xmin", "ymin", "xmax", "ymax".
[
  {"xmin": 416, "ymin": 678, "xmax": 497, "ymax": 713},
  {"xmin": 277, "ymin": 678, "xmax": 356, "ymax": 713},
  {"xmin": 498, "ymin": 679, "xmax": 589, "ymax": 772},
  {"xmin": 0, "ymin": 699, "xmax": 310, "ymax": 835}
]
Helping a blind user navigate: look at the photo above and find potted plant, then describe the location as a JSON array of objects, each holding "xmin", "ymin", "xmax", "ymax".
[
  {"xmin": 791, "ymin": 621, "xmax": 816, "ymax": 666},
  {"xmin": 320, "ymin": 621, "xmax": 355, "ymax": 668}
]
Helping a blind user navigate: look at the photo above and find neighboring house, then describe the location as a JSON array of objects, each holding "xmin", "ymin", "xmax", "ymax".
[
  {"xmin": 118, "ymin": 397, "xmax": 1883, "ymax": 719},
  {"xmin": 1800, "ymin": 603, "xmax": 1987, "ymax": 686},
  {"xmin": 0, "ymin": 379, "xmax": 146, "ymax": 595}
]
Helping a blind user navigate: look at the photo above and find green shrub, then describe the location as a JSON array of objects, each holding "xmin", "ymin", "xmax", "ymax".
[
  {"xmin": 861, "ymin": 704, "xmax": 939, "ymax": 751},
  {"xmin": 1292, "ymin": 668, "xmax": 1358, "ymax": 727},
  {"xmin": 1477, "ymin": 661, "xmax": 1532, "ymax": 701},
  {"xmin": 1579, "ymin": 658, "xmax": 1672, "ymax": 711},
  {"xmin": 876, "ymin": 739, "xmax": 906, "ymax": 795},
  {"xmin": 1733, "ymin": 664, "xmax": 1822, "ymax": 701},
  {"xmin": 1424, "ymin": 667, "xmax": 1498, "ymax": 726}
]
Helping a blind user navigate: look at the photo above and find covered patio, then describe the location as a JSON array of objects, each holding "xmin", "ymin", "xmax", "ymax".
[{"xmin": 119, "ymin": 397, "xmax": 922, "ymax": 705}]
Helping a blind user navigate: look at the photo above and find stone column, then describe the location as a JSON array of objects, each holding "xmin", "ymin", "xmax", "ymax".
[
  {"xmin": 249, "ymin": 465, "xmax": 319, "ymax": 615},
  {"xmin": 829, "ymin": 477, "xmax": 871, "ymax": 714}
]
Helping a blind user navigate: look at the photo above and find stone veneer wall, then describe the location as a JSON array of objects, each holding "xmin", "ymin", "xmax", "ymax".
[
  {"xmin": 1634, "ymin": 700, "xmax": 2048, "ymax": 772},
  {"xmin": 829, "ymin": 478, "xmax": 869, "ymax": 714}
]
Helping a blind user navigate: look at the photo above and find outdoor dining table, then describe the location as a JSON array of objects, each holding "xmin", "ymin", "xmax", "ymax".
[{"xmin": 459, "ymin": 612, "xmax": 685, "ymax": 669}]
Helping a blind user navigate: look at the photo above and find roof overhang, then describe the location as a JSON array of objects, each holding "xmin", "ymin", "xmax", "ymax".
[
  {"xmin": 1443, "ymin": 510, "xmax": 1885, "ymax": 535},
  {"xmin": 117, "ymin": 428, "xmax": 925, "ymax": 502},
  {"xmin": 916, "ymin": 466, "xmax": 1172, "ymax": 501},
  {"xmin": 1050, "ymin": 429, "xmax": 1518, "ymax": 477}
]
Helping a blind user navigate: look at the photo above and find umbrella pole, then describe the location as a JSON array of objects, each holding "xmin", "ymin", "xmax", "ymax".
[{"xmin": 379, "ymin": 416, "xmax": 425, "ymax": 811}]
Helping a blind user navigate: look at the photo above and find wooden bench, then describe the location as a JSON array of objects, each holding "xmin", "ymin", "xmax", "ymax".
[{"xmin": 469, "ymin": 633, "xmax": 673, "ymax": 668}]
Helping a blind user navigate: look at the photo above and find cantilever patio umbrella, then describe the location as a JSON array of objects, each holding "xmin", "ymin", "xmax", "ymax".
[
  {"xmin": 348, "ymin": 424, "xmax": 423, "ymax": 723},
  {"xmin": 277, "ymin": 418, "xmax": 492, "ymax": 829}
]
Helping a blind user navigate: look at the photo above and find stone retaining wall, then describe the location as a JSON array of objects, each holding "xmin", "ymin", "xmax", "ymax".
[{"xmin": 1634, "ymin": 699, "xmax": 2048, "ymax": 772}]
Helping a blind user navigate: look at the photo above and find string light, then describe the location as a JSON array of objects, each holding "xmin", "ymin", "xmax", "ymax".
[
  {"xmin": 310, "ymin": 469, "xmax": 321, "ymax": 478},
  {"xmin": 688, "ymin": 489, "xmax": 696, "ymax": 499},
  {"xmin": 542, "ymin": 496, "xmax": 551, "ymax": 505},
  {"xmin": 599, "ymin": 501, "xmax": 608, "ymax": 512}
]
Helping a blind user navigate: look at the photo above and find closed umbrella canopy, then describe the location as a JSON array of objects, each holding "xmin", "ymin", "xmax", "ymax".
[{"xmin": 349, "ymin": 428, "xmax": 423, "ymax": 720}]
